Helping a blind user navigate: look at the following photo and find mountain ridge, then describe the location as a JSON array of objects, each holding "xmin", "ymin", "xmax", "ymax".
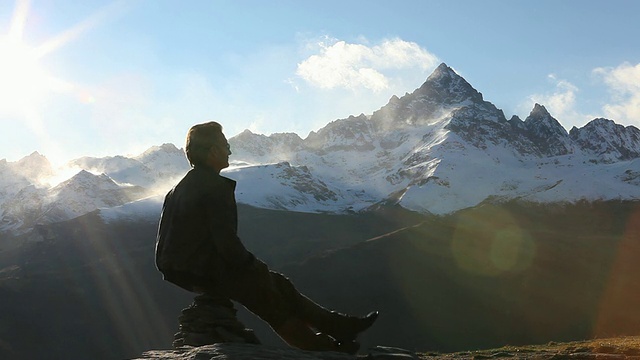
[
  {"xmin": 228, "ymin": 63, "xmax": 639, "ymax": 214},
  {"xmin": 1, "ymin": 63, "xmax": 639, "ymax": 232}
]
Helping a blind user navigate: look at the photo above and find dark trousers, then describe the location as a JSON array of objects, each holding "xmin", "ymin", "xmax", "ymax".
[{"xmin": 199, "ymin": 260, "xmax": 330, "ymax": 331}]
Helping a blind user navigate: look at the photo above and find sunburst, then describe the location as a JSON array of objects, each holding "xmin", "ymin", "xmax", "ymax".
[
  {"xmin": 0, "ymin": 0, "xmax": 128, "ymax": 116},
  {"xmin": 0, "ymin": 0, "xmax": 48, "ymax": 115}
]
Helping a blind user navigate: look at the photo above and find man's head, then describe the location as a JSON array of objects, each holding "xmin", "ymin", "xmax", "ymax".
[{"xmin": 185, "ymin": 121, "xmax": 232, "ymax": 172}]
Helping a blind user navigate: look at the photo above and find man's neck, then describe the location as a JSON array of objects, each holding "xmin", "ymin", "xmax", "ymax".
[{"xmin": 194, "ymin": 164, "xmax": 220, "ymax": 174}]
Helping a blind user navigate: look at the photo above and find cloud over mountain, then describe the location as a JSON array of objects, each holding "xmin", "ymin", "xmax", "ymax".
[
  {"xmin": 595, "ymin": 62, "xmax": 640, "ymax": 127},
  {"xmin": 296, "ymin": 37, "xmax": 439, "ymax": 91}
]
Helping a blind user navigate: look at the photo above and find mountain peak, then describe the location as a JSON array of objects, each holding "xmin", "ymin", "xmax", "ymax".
[
  {"xmin": 158, "ymin": 143, "xmax": 180, "ymax": 152},
  {"xmin": 70, "ymin": 169, "xmax": 102, "ymax": 181},
  {"xmin": 137, "ymin": 143, "xmax": 181, "ymax": 158},
  {"xmin": 234, "ymin": 129, "xmax": 263, "ymax": 142},
  {"xmin": 569, "ymin": 117, "xmax": 640, "ymax": 161},
  {"xmin": 428, "ymin": 62, "xmax": 456, "ymax": 79},
  {"xmin": 370, "ymin": 63, "xmax": 485, "ymax": 130},
  {"xmin": 17, "ymin": 151, "xmax": 49, "ymax": 164},
  {"xmin": 414, "ymin": 63, "xmax": 483, "ymax": 105},
  {"xmin": 424, "ymin": 63, "xmax": 460, "ymax": 85},
  {"xmin": 524, "ymin": 104, "xmax": 563, "ymax": 130},
  {"xmin": 584, "ymin": 118, "xmax": 616, "ymax": 129},
  {"xmin": 11, "ymin": 150, "xmax": 54, "ymax": 183},
  {"xmin": 134, "ymin": 143, "xmax": 187, "ymax": 163},
  {"xmin": 529, "ymin": 103, "xmax": 551, "ymax": 118},
  {"xmin": 53, "ymin": 170, "xmax": 119, "ymax": 192},
  {"xmin": 523, "ymin": 103, "xmax": 573, "ymax": 156}
]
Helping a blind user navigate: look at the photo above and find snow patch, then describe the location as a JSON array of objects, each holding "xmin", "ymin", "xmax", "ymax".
[{"xmin": 99, "ymin": 195, "xmax": 164, "ymax": 223}]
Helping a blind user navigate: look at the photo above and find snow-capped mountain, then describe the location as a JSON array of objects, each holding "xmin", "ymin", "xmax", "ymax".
[
  {"xmin": 228, "ymin": 63, "xmax": 640, "ymax": 214},
  {"xmin": 569, "ymin": 118, "xmax": 640, "ymax": 161},
  {"xmin": 0, "ymin": 144, "xmax": 189, "ymax": 233},
  {"xmin": 0, "ymin": 160, "xmax": 31, "ymax": 211},
  {"xmin": 227, "ymin": 161, "xmax": 376, "ymax": 213},
  {"xmin": 0, "ymin": 169, "xmax": 149, "ymax": 231},
  {"xmin": 11, "ymin": 151, "xmax": 55, "ymax": 184},
  {"xmin": 68, "ymin": 143, "xmax": 190, "ymax": 188},
  {"xmin": 0, "ymin": 152, "xmax": 54, "ymax": 212},
  {"xmin": 1, "ymin": 63, "xmax": 639, "ymax": 233}
]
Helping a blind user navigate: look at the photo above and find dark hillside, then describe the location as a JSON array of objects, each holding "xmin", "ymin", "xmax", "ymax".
[
  {"xmin": 283, "ymin": 201, "xmax": 640, "ymax": 352},
  {"xmin": 0, "ymin": 204, "xmax": 421, "ymax": 359},
  {"xmin": 1, "ymin": 201, "xmax": 638, "ymax": 358}
]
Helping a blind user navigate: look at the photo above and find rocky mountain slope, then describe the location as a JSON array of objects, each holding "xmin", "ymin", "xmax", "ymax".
[{"xmin": 229, "ymin": 63, "xmax": 640, "ymax": 214}]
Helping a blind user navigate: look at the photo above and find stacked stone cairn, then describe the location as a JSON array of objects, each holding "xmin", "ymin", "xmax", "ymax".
[{"xmin": 173, "ymin": 294, "xmax": 260, "ymax": 348}]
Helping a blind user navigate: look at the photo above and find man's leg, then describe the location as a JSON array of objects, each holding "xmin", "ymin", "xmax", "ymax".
[
  {"xmin": 221, "ymin": 261, "xmax": 358, "ymax": 353},
  {"xmin": 269, "ymin": 271, "xmax": 378, "ymax": 342}
]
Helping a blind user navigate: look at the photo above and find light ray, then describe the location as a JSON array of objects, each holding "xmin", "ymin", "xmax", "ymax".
[
  {"xmin": 0, "ymin": 0, "xmax": 131, "ymax": 118},
  {"xmin": 8, "ymin": 0, "xmax": 29, "ymax": 41},
  {"xmin": 34, "ymin": 0, "xmax": 131, "ymax": 58}
]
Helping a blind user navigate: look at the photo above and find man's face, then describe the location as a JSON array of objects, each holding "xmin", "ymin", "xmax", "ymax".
[{"xmin": 206, "ymin": 133, "xmax": 231, "ymax": 173}]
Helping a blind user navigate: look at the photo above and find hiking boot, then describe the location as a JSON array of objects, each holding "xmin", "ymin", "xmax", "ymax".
[
  {"xmin": 315, "ymin": 310, "xmax": 379, "ymax": 343},
  {"xmin": 275, "ymin": 318, "xmax": 341, "ymax": 352},
  {"xmin": 338, "ymin": 310, "xmax": 379, "ymax": 341}
]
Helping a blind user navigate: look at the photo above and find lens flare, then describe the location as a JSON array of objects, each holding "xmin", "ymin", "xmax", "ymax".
[
  {"xmin": 594, "ymin": 203, "xmax": 640, "ymax": 336},
  {"xmin": 451, "ymin": 207, "xmax": 535, "ymax": 276}
]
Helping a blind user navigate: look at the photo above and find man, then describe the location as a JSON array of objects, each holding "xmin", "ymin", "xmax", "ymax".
[{"xmin": 156, "ymin": 121, "xmax": 378, "ymax": 353}]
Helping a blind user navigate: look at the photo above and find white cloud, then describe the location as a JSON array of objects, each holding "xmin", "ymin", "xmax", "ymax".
[
  {"xmin": 296, "ymin": 37, "xmax": 439, "ymax": 92},
  {"xmin": 594, "ymin": 62, "xmax": 640, "ymax": 126}
]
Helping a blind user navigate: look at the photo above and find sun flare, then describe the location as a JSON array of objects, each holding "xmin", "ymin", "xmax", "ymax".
[
  {"xmin": 0, "ymin": 0, "xmax": 126, "ymax": 118},
  {"xmin": 0, "ymin": 37, "xmax": 51, "ymax": 113}
]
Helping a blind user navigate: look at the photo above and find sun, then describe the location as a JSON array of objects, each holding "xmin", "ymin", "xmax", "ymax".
[
  {"xmin": 0, "ymin": 0, "xmax": 127, "ymax": 117},
  {"xmin": 0, "ymin": 36, "xmax": 52, "ymax": 114}
]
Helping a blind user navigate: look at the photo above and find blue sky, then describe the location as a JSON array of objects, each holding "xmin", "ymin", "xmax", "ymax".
[{"xmin": 1, "ymin": 0, "xmax": 639, "ymax": 164}]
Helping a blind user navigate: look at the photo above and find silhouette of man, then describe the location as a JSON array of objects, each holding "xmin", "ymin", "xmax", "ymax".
[{"xmin": 156, "ymin": 121, "xmax": 377, "ymax": 353}]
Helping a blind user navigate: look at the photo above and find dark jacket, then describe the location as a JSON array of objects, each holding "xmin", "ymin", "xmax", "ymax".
[{"xmin": 155, "ymin": 166, "xmax": 255, "ymax": 292}]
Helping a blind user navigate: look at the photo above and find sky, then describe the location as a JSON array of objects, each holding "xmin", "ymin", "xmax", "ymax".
[{"xmin": 1, "ymin": 0, "xmax": 639, "ymax": 165}]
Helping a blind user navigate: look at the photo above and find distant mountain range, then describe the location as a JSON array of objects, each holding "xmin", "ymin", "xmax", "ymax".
[
  {"xmin": 1, "ymin": 63, "xmax": 638, "ymax": 234},
  {"xmin": 0, "ymin": 144, "xmax": 190, "ymax": 233}
]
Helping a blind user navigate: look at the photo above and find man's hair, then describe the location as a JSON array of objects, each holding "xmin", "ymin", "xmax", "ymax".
[{"xmin": 185, "ymin": 121, "xmax": 223, "ymax": 167}]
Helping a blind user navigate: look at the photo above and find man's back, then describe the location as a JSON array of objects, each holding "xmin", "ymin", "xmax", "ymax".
[{"xmin": 155, "ymin": 166, "xmax": 253, "ymax": 291}]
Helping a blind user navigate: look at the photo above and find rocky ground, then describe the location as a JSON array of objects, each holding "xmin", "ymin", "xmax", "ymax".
[
  {"xmin": 421, "ymin": 336, "xmax": 640, "ymax": 359},
  {"xmin": 135, "ymin": 336, "xmax": 640, "ymax": 360}
]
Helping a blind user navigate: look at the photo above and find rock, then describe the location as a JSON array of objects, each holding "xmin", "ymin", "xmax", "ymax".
[
  {"xmin": 172, "ymin": 294, "xmax": 260, "ymax": 348},
  {"xmin": 135, "ymin": 343, "xmax": 419, "ymax": 360},
  {"xmin": 367, "ymin": 346, "xmax": 420, "ymax": 359}
]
